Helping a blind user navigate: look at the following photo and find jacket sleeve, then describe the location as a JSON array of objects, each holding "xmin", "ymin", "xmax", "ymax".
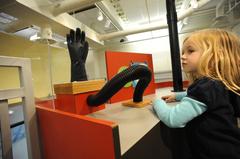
[
  {"xmin": 175, "ymin": 91, "xmax": 187, "ymax": 101},
  {"xmin": 153, "ymin": 97, "xmax": 207, "ymax": 128}
]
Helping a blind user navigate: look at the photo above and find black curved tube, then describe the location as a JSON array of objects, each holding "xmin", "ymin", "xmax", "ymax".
[{"xmin": 87, "ymin": 65, "xmax": 152, "ymax": 107}]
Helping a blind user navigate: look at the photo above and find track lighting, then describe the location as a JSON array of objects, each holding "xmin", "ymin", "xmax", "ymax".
[{"xmin": 97, "ymin": 10, "xmax": 104, "ymax": 21}]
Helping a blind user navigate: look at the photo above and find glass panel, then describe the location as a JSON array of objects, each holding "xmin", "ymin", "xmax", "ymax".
[
  {"xmin": 23, "ymin": 44, "xmax": 55, "ymax": 108},
  {"xmin": 0, "ymin": 32, "xmax": 60, "ymax": 109},
  {"xmin": 11, "ymin": 125, "xmax": 27, "ymax": 159},
  {"xmin": 9, "ymin": 100, "xmax": 28, "ymax": 159},
  {"xmin": 0, "ymin": 67, "xmax": 20, "ymax": 90},
  {"xmin": 0, "ymin": 127, "xmax": 2, "ymax": 159}
]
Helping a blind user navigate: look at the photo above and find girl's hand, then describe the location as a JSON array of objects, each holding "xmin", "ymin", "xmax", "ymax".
[{"xmin": 161, "ymin": 93, "xmax": 176, "ymax": 103}]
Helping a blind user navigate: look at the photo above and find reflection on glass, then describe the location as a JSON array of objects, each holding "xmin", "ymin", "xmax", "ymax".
[
  {"xmin": 9, "ymin": 100, "xmax": 28, "ymax": 159},
  {"xmin": 0, "ymin": 67, "xmax": 20, "ymax": 90},
  {"xmin": 0, "ymin": 32, "xmax": 70, "ymax": 107},
  {"xmin": 11, "ymin": 125, "xmax": 28, "ymax": 159},
  {"xmin": 0, "ymin": 128, "xmax": 2, "ymax": 159}
]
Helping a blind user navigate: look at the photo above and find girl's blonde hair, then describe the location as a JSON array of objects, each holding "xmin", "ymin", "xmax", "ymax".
[{"xmin": 184, "ymin": 29, "xmax": 240, "ymax": 95}]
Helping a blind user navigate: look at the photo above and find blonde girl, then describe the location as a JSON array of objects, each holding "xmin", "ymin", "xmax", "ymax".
[{"xmin": 153, "ymin": 29, "xmax": 240, "ymax": 159}]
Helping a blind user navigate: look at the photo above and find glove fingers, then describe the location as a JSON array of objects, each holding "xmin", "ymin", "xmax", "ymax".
[
  {"xmin": 66, "ymin": 34, "xmax": 71, "ymax": 44},
  {"xmin": 81, "ymin": 31, "xmax": 86, "ymax": 44},
  {"xmin": 82, "ymin": 41, "xmax": 89, "ymax": 62},
  {"xmin": 76, "ymin": 28, "xmax": 81, "ymax": 42},
  {"xmin": 70, "ymin": 29, "xmax": 75, "ymax": 43}
]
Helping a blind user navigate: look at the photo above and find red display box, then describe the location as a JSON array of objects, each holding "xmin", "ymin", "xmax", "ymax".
[{"xmin": 54, "ymin": 80, "xmax": 106, "ymax": 115}]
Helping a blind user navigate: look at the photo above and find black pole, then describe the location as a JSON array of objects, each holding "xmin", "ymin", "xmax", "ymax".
[{"xmin": 166, "ymin": 0, "xmax": 184, "ymax": 92}]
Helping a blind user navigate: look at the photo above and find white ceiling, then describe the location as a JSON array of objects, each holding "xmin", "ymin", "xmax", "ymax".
[
  {"xmin": 1, "ymin": 0, "xmax": 240, "ymax": 45},
  {"xmin": 73, "ymin": 0, "xmax": 183, "ymax": 32},
  {"xmin": 119, "ymin": 0, "xmax": 165, "ymax": 25},
  {"xmin": 72, "ymin": 7, "xmax": 118, "ymax": 34},
  {"xmin": 72, "ymin": 0, "xmax": 221, "ymax": 43}
]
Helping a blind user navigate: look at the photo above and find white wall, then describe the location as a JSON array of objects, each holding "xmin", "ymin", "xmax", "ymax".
[
  {"xmin": 85, "ymin": 49, "xmax": 107, "ymax": 80},
  {"xmin": 93, "ymin": 33, "xmax": 190, "ymax": 82},
  {"xmin": 93, "ymin": 26, "xmax": 240, "ymax": 82},
  {"xmin": 232, "ymin": 23, "xmax": 240, "ymax": 35}
]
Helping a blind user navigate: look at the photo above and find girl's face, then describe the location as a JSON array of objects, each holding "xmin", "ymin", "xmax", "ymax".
[{"xmin": 181, "ymin": 37, "xmax": 202, "ymax": 73}]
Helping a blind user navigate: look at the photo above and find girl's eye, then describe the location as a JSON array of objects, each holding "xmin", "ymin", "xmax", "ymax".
[{"xmin": 188, "ymin": 49, "xmax": 194, "ymax": 53}]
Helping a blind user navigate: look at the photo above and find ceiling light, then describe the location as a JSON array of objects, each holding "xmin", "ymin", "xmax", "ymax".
[
  {"xmin": 14, "ymin": 26, "xmax": 39, "ymax": 38},
  {"xmin": 97, "ymin": 11, "xmax": 104, "ymax": 21},
  {"xmin": 0, "ymin": 12, "xmax": 18, "ymax": 24},
  {"xmin": 190, "ymin": 0, "xmax": 199, "ymax": 9},
  {"xmin": 29, "ymin": 27, "xmax": 56, "ymax": 44},
  {"xmin": 105, "ymin": 19, "xmax": 111, "ymax": 28},
  {"xmin": 30, "ymin": 33, "xmax": 40, "ymax": 41}
]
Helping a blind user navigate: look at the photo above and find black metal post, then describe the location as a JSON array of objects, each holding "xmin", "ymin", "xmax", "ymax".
[{"xmin": 166, "ymin": 0, "xmax": 184, "ymax": 92}]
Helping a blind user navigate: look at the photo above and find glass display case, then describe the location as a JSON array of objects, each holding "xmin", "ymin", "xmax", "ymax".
[{"xmin": 0, "ymin": 32, "xmax": 70, "ymax": 159}]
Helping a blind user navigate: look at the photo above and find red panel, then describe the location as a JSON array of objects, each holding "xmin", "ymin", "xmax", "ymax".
[
  {"xmin": 55, "ymin": 94, "xmax": 76, "ymax": 113},
  {"xmin": 55, "ymin": 91, "xmax": 105, "ymax": 115},
  {"xmin": 37, "ymin": 106, "xmax": 119, "ymax": 159},
  {"xmin": 105, "ymin": 51, "xmax": 156, "ymax": 103},
  {"xmin": 75, "ymin": 91, "xmax": 105, "ymax": 115},
  {"xmin": 35, "ymin": 99, "xmax": 57, "ymax": 109}
]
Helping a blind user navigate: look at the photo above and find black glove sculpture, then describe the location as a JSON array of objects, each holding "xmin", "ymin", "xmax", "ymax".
[{"xmin": 67, "ymin": 28, "xmax": 89, "ymax": 82}]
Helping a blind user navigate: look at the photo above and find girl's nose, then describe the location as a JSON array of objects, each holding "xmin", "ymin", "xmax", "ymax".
[{"xmin": 181, "ymin": 54, "xmax": 186, "ymax": 60}]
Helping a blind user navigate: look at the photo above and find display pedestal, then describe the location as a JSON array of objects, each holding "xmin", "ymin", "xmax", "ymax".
[
  {"xmin": 122, "ymin": 99, "xmax": 152, "ymax": 108},
  {"xmin": 54, "ymin": 79, "xmax": 106, "ymax": 115}
]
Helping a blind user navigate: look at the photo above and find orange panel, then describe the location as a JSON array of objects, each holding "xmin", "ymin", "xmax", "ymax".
[
  {"xmin": 55, "ymin": 91, "xmax": 105, "ymax": 115},
  {"xmin": 37, "ymin": 106, "xmax": 121, "ymax": 159},
  {"xmin": 35, "ymin": 99, "xmax": 57, "ymax": 109},
  {"xmin": 105, "ymin": 51, "xmax": 156, "ymax": 103},
  {"xmin": 75, "ymin": 91, "xmax": 105, "ymax": 114},
  {"xmin": 55, "ymin": 94, "xmax": 76, "ymax": 113}
]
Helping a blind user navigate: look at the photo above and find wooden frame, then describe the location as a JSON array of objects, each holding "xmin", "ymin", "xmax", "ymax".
[{"xmin": 0, "ymin": 56, "xmax": 41, "ymax": 159}]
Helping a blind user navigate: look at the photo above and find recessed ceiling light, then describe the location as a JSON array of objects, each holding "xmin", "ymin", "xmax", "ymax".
[
  {"xmin": 97, "ymin": 11, "xmax": 104, "ymax": 21},
  {"xmin": 0, "ymin": 12, "xmax": 18, "ymax": 24}
]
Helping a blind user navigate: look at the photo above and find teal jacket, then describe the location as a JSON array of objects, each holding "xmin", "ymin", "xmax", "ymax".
[{"xmin": 153, "ymin": 91, "xmax": 207, "ymax": 128}]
